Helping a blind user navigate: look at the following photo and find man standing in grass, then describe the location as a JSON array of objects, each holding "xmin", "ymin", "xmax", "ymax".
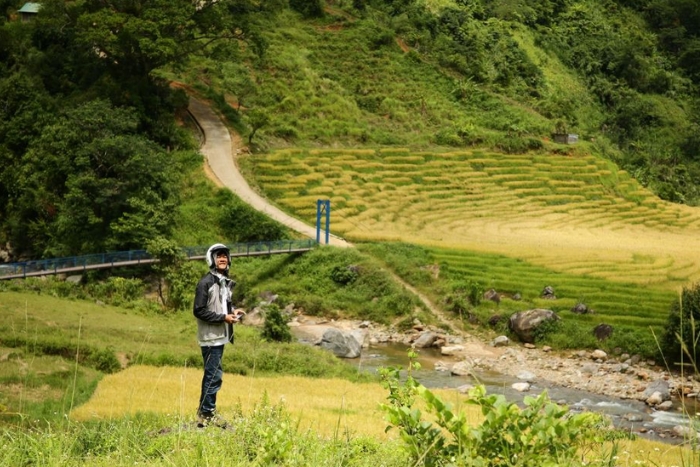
[{"xmin": 193, "ymin": 243, "xmax": 239, "ymax": 428}]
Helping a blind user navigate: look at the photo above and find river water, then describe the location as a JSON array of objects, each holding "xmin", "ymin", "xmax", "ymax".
[{"xmin": 347, "ymin": 342, "xmax": 696, "ymax": 443}]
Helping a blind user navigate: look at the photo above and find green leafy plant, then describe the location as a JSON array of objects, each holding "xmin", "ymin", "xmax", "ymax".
[{"xmin": 380, "ymin": 351, "xmax": 614, "ymax": 467}]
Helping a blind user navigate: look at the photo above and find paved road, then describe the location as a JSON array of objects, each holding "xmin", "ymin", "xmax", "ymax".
[{"xmin": 187, "ymin": 97, "xmax": 351, "ymax": 248}]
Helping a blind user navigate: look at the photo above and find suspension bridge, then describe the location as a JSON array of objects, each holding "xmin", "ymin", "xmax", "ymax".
[{"xmin": 0, "ymin": 239, "xmax": 316, "ymax": 280}]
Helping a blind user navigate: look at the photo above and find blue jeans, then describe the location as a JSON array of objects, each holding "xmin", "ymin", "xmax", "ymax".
[{"xmin": 199, "ymin": 345, "xmax": 224, "ymax": 415}]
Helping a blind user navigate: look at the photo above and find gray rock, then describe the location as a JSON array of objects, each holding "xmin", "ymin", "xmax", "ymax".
[
  {"xmin": 593, "ymin": 324, "xmax": 613, "ymax": 341},
  {"xmin": 512, "ymin": 382, "xmax": 531, "ymax": 392},
  {"xmin": 434, "ymin": 361, "xmax": 450, "ymax": 372},
  {"xmin": 492, "ymin": 335, "xmax": 510, "ymax": 347},
  {"xmin": 319, "ymin": 328, "xmax": 362, "ymax": 358},
  {"xmin": 244, "ymin": 307, "xmax": 265, "ymax": 326},
  {"xmin": 541, "ymin": 286, "xmax": 556, "ymax": 299},
  {"xmin": 451, "ymin": 361, "xmax": 473, "ymax": 376},
  {"xmin": 413, "ymin": 331, "xmax": 438, "ymax": 348},
  {"xmin": 483, "ymin": 289, "xmax": 500, "ymax": 303},
  {"xmin": 258, "ymin": 291, "xmax": 278, "ymax": 304},
  {"xmin": 457, "ymin": 384, "xmax": 474, "ymax": 394},
  {"xmin": 673, "ymin": 425, "xmax": 700, "ymax": 440},
  {"xmin": 646, "ymin": 391, "xmax": 664, "ymax": 406},
  {"xmin": 66, "ymin": 275, "xmax": 83, "ymax": 284},
  {"xmin": 509, "ymin": 309, "xmax": 560, "ymax": 343},
  {"xmin": 656, "ymin": 401, "xmax": 674, "ymax": 411},
  {"xmin": 441, "ymin": 345, "xmax": 465, "ymax": 356},
  {"xmin": 642, "ymin": 380, "xmax": 671, "ymax": 402}
]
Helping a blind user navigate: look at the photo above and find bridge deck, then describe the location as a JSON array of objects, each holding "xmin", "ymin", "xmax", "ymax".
[{"xmin": 0, "ymin": 241, "xmax": 316, "ymax": 280}]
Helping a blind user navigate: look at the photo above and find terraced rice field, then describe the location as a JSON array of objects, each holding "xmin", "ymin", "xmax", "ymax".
[
  {"xmin": 427, "ymin": 247, "xmax": 675, "ymax": 332},
  {"xmin": 244, "ymin": 148, "xmax": 700, "ymax": 290}
]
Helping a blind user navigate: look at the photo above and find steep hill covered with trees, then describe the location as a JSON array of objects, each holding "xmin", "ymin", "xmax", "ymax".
[{"xmin": 1, "ymin": 0, "xmax": 699, "ymax": 259}]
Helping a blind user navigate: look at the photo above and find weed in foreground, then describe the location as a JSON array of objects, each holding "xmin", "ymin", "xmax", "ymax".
[{"xmin": 379, "ymin": 350, "xmax": 622, "ymax": 467}]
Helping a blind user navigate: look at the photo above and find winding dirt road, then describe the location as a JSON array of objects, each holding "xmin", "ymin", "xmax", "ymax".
[{"xmin": 187, "ymin": 97, "xmax": 352, "ymax": 248}]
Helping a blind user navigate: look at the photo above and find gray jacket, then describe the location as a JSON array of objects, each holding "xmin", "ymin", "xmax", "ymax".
[{"xmin": 193, "ymin": 271, "xmax": 235, "ymax": 346}]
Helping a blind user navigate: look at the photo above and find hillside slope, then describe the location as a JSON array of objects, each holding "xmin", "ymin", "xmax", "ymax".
[{"xmin": 242, "ymin": 147, "xmax": 700, "ymax": 290}]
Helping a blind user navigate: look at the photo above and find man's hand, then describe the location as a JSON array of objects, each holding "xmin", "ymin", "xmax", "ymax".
[
  {"xmin": 224, "ymin": 314, "xmax": 237, "ymax": 324},
  {"xmin": 234, "ymin": 309, "xmax": 246, "ymax": 322}
]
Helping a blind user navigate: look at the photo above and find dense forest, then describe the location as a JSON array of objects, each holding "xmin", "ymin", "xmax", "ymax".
[{"xmin": 1, "ymin": 0, "xmax": 699, "ymax": 260}]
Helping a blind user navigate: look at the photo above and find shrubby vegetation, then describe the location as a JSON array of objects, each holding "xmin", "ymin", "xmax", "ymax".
[
  {"xmin": 662, "ymin": 283, "xmax": 700, "ymax": 369},
  {"xmin": 261, "ymin": 303, "xmax": 293, "ymax": 343},
  {"xmin": 232, "ymin": 246, "xmax": 425, "ymax": 324},
  {"xmin": 380, "ymin": 353, "xmax": 622, "ymax": 466}
]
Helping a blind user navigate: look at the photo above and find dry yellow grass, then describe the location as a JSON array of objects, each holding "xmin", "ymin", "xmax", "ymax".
[
  {"xmin": 70, "ymin": 365, "xmax": 472, "ymax": 440},
  {"xmin": 71, "ymin": 366, "xmax": 698, "ymax": 466}
]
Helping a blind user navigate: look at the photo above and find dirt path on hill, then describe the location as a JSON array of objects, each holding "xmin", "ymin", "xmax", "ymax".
[{"xmin": 187, "ymin": 97, "xmax": 352, "ymax": 249}]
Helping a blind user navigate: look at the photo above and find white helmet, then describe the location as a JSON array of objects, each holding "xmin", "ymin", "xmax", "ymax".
[{"xmin": 206, "ymin": 243, "xmax": 231, "ymax": 271}]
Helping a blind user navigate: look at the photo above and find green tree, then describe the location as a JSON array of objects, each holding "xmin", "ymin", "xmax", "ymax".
[
  {"xmin": 146, "ymin": 237, "xmax": 201, "ymax": 311},
  {"xmin": 8, "ymin": 100, "xmax": 178, "ymax": 256}
]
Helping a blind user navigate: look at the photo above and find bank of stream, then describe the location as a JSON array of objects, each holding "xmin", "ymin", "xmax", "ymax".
[{"xmin": 355, "ymin": 342, "xmax": 700, "ymax": 444}]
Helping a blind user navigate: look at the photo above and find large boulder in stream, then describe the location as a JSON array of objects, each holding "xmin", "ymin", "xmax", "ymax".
[{"xmin": 319, "ymin": 328, "xmax": 364, "ymax": 358}]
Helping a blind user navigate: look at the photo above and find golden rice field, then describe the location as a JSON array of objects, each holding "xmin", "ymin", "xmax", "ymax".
[
  {"xmin": 71, "ymin": 366, "xmax": 696, "ymax": 467},
  {"xmin": 69, "ymin": 365, "xmax": 468, "ymax": 440},
  {"xmin": 244, "ymin": 148, "xmax": 700, "ymax": 290}
]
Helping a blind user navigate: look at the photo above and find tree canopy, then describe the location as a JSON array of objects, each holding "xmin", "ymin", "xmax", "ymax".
[{"xmin": 0, "ymin": 0, "xmax": 282, "ymax": 258}]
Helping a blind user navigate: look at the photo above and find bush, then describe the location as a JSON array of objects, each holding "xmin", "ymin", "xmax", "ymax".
[
  {"xmin": 261, "ymin": 304, "xmax": 293, "ymax": 343},
  {"xmin": 289, "ymin": 0, "xmax": 325, "ymax": 18},
  {"xmin": 87, "ymin": 277, "xmax": 145, "ymax": 307},
  {"xmin": 661, "ymin": 284, "xmax": 700, "ymax": 368},
  {"xmin": 330, "ymin": 264, "xmax": 359, "ymax": 285},
  {"xmin": 531, "ymin": 316, "xmax": 561, "ymax": 343},
  {"xmin": 216, "ymin": 190, "xmax": 290, "ymax": 243}
]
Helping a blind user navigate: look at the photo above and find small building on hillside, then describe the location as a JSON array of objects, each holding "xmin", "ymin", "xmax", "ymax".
[
  {"xmin": 18, "ymin": 3, "xmax": 41, "ymax": 22},
  {"xmin": 553, "ymin": 133, "xmax": 579, "ymax": 144}
]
